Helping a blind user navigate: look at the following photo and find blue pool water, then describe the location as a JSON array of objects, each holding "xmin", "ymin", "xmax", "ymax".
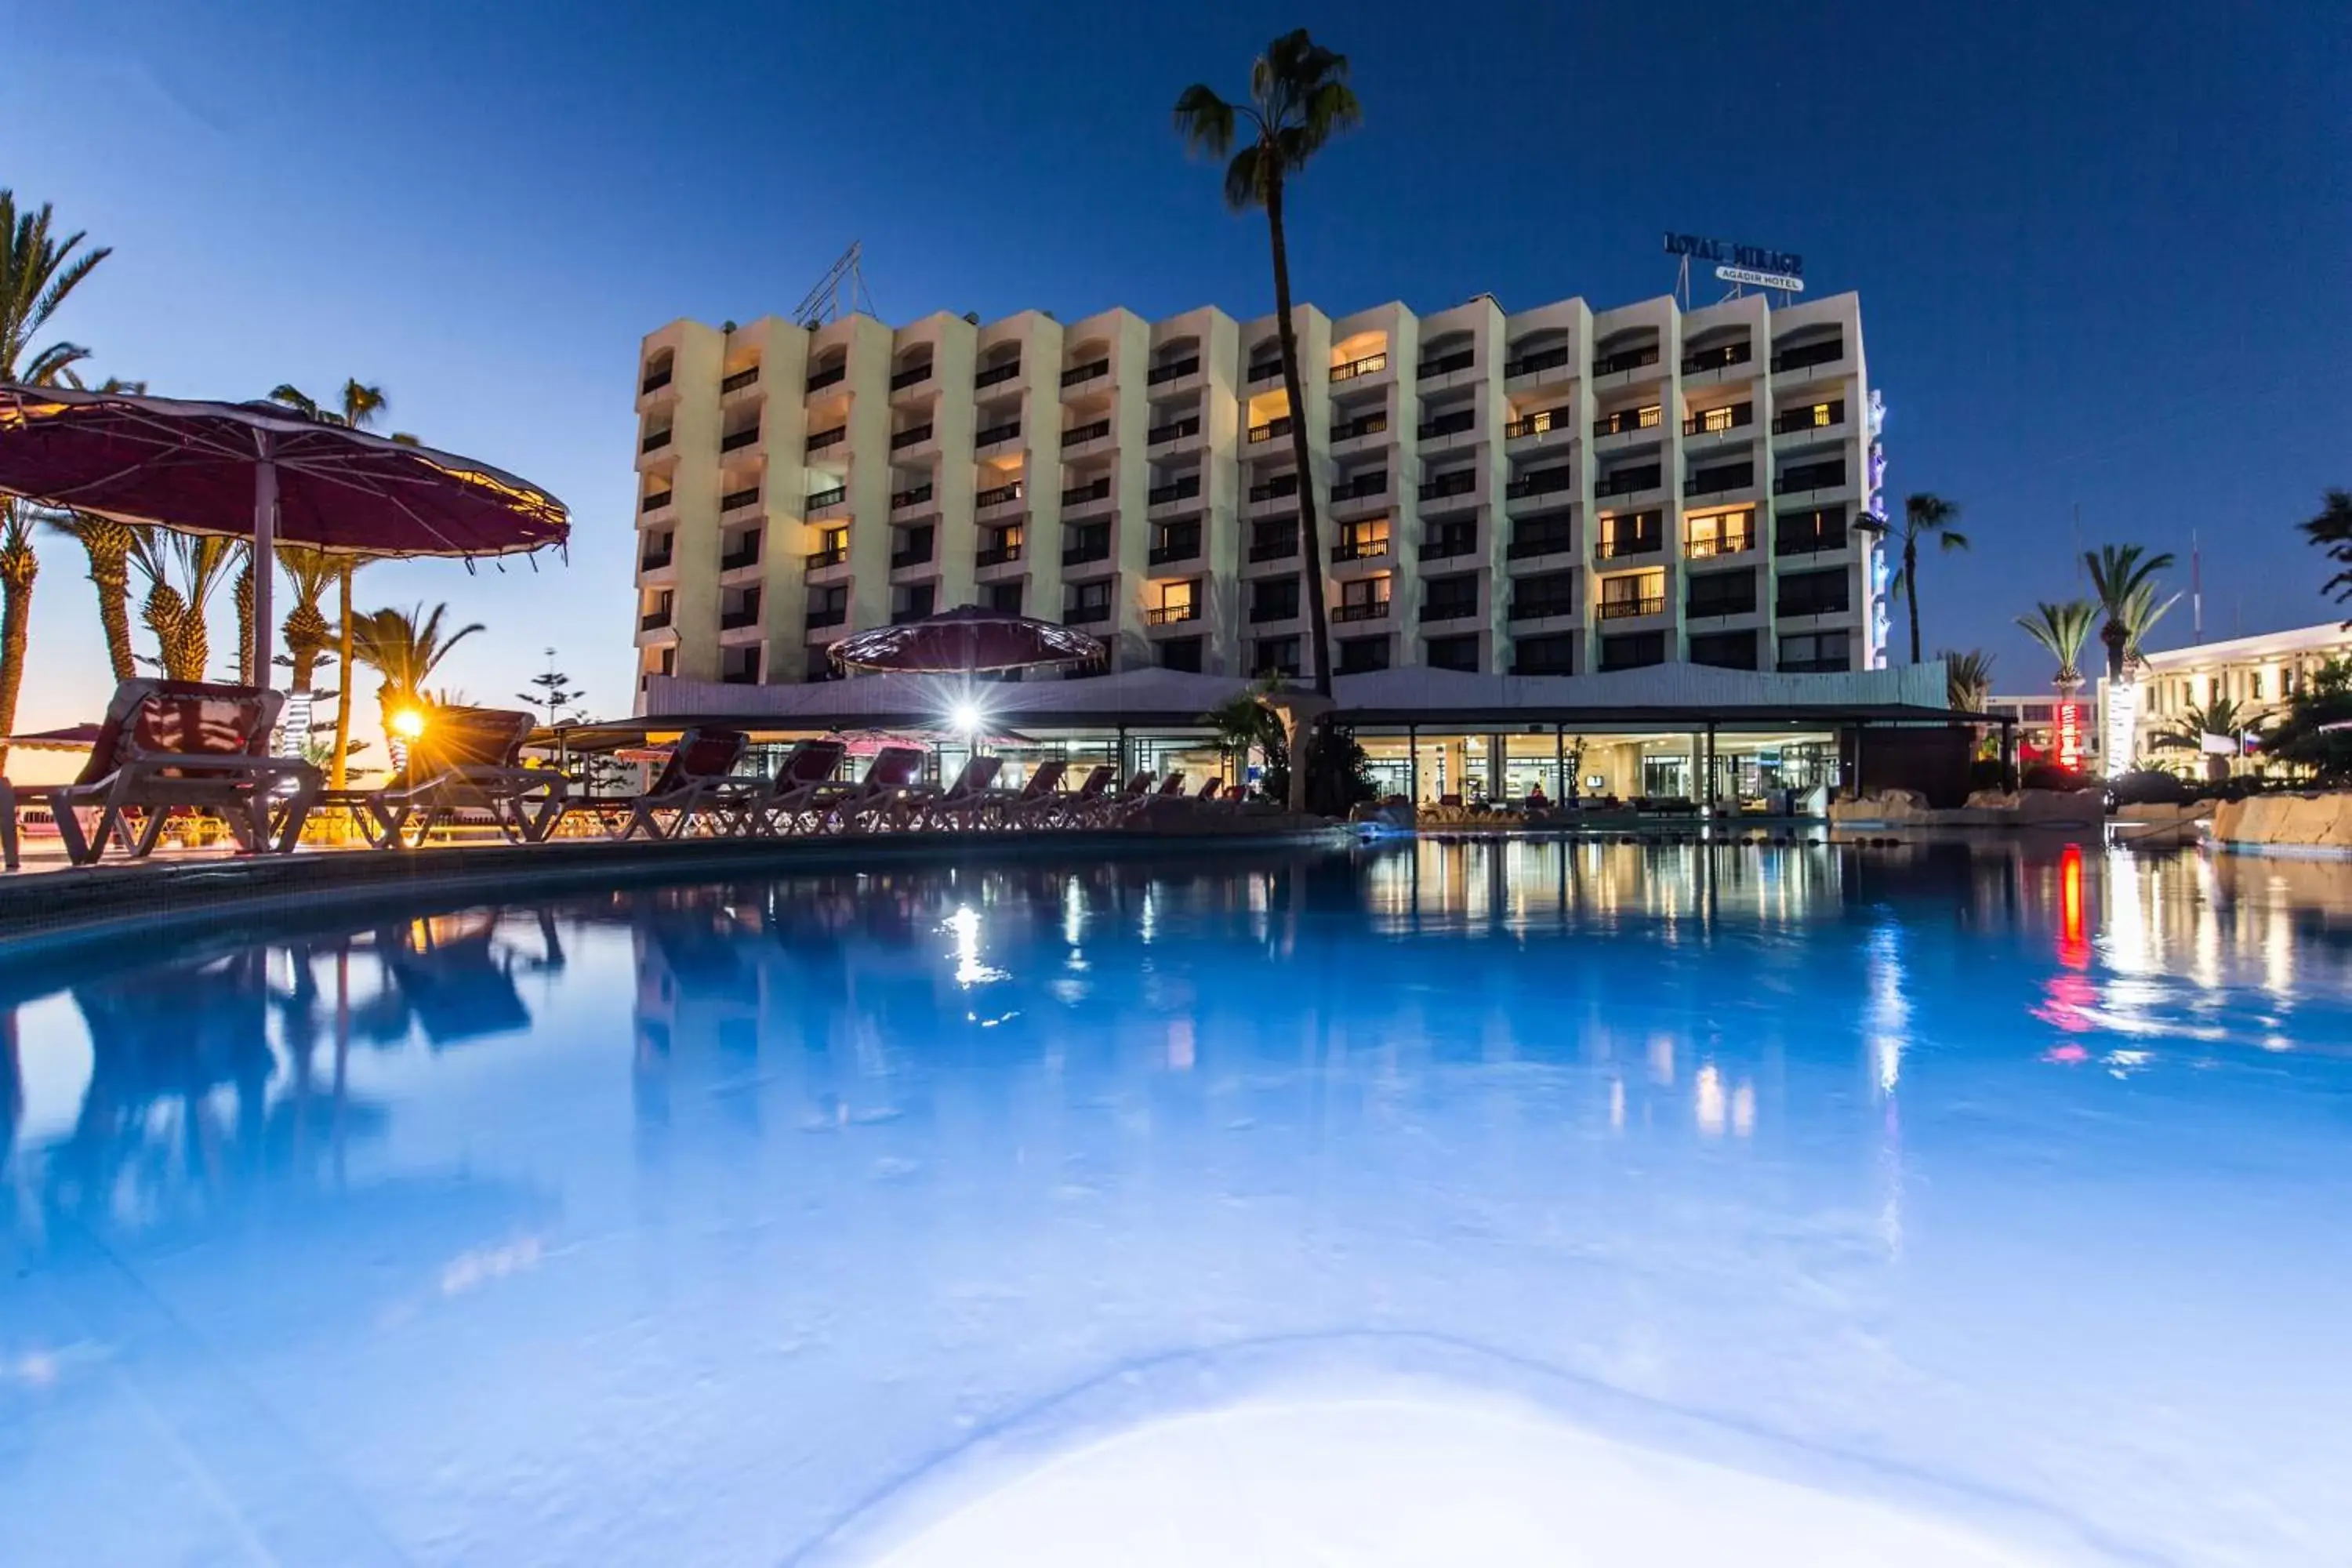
[{"xmin": 3, "ymin": 839, "xmax": 2350, "ymax": 1566}]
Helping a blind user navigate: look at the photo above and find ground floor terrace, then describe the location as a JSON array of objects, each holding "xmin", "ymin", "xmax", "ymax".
[{"xmin": 615, "ymin": 660, "xmax": 1987, "ymax": 813}]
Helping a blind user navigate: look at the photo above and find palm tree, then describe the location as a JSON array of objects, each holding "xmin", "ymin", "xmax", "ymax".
[
  {"xmin": 0, "ymin": 191, "xmax": 112, "ymax": 770},
  {"xmin": 2297, "ymin": 488, "xmax": 2352, "ymax": 619},
  {"xmin": 2083, "ymin": 544, "xmax": 2177, "ymax": 683},
  {"xmin": 350, "ymin": 602, "xmax": 484, "ymax": 755},
  {"xmin": 2119, "ymin": 578, "xmax": 2181, "ymax": 673},
  {"xmin": 127, "ymin": 532, "xmax": 237, "ymax": 681},
  {"xmin": 278, "ymin": 546, "xmax": 340, "ymax": 692},
  {"xmin": 1176, "ymin": 28, "xmax": 1362, "ymax": 776},
  {"xmin": 37, "ymin": 379, "xmax": 151, "ymax": 688},
  {"xmin": 267, "ymin": 379, "xmax": 392, "ymax": 788},
  {"xmin": 1939, "ymin": 647, "xmax": 1994, "ymax": 713},
  {"xmin": 1859, "ymin": 494, "xmax": 1969, "ymax": 662},
  {"xmin": 2158, "ymin": 695, "xmax": 2264, "ymax": 782},
  {"xmin": 2015, "ymin": 599, "xmax": 2096, "ymax": 699}
]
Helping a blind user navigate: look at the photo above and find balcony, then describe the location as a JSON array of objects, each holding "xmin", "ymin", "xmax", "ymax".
[
  {"xmin": 1774, "ymin": 463, "xmax": 1848, "ymax": 495},
  {"xmin": 891, "ymin": 483, "xmax": 935, "ymax": 511},
  {"xmin": 976, "ymin": 481, "xmax": 1025, "ymax": 508},
  {"xmin": 1595, "ymin": 533, "xmax": 1662, "ymax": 560},
  {"xmin": 1248, "ymin": 532, "xmax": 1300, "ymax": 563},
  {"xmin": 1421, "ymin": 530, "xmax": 1476, "ymax": 560},
  {"xmin": 1417, "ymin": 348, "xmax": 1474, "ymax": 379},
  {"xmin": 1506, "ymin": 527, "xmax": 1574, "ymax": 561},
  {"xmin": 1331, "ymin": 599, "xmax": 1392, "ymax": 623},
  {"xmin": 720, "ymin": 604, "xmax": 761, "ymax": 632},
  {"xmin": 888, "ymin": 423, "xmax": 932, "ymax": 451},
  {"xmin": 1062, "ymin": 537, "xmax": 1112, "ymax": 567},
  {"xmin": 1150, "ymin": 475, "xmax": 1203, "ymax": 506},
  {"xmin": 721, "ymin": 486, "xmax": 761, "ymax": 514},
  {"xmin": 1683, "ymin": 404, "xmax": 1755, "ymax": 437},
  {"xmin": 1247, "ymin": 474, "xmax": 1299, "ymax": 504},
  {"xmin": 1592, "ymin": 345, "xmax": 1661, "ymax": 377},
  {"xmin": 1597, "ymin": 595, "xmax": 1666, "ymax": 620},
  {"xmin": 1419, "ymin": 597, "xmax": 1478, "ymax": 623},
  {"xmin": 1249, "ymin": 596, "xmax": 1301, "ymax": 625},
  {"xmin": 1247, "ymin": 415, "xmax": 1294, "ymax": 445},
  {"xmin": 891, "ymin": 361, "xmax": 934, "ymax": 391},
  {"xmin": 1504, "ymin": 344, "xmax": 1572, "ymax": 379},
  {"xmin": 1149, "ymin": 529, "xmax": 1202, "ymax": 566},
  {"xmin": 1773, "ymin": 399, "xmax": 1847, "ymax": 435},
  {"xmin": 1332, "ymin": 412, "xmax": 1388, "ymax": 444},
  {"xmin": 800, "ymin": 426, "xmax": 842, "ymax": 456},
  {"xmin": 1149, "ymin": 415, "xmax": 1201, "ymax": 445},
  {"xmin": 1681, "ymin": 342, "xmax": 1753, "ymax": 375},
  {"xmin": 1417, "ymin": 408, "xmax": 1475, "ymax": 441},
  {"xmin": 1061, "ymin": 358, "xmax": 1109, "ymax": 388},
  {"xmin": 975, "ymin": 420, "xmax": 1022, "ymax": 448},
  {"xmin": 805, "ymin": 364, "xmax": 847, "ymax": 394},
  {"xmin": 640, "ymin": 366, "xmax": 673, "ymax": 394},
  {"xmin": 641, "ymin": 429, "xmax": 673, "ymax": 454},
  {"xmin": 1592, "ymin": 466, "xmax": 1662, "ymax": 499},
  {"xmin": 975, "ymin": 361, "xmax": 1021, "ymax": 390},
  {"xmin": 806, "ymin": 484, "xmax": 848, "ymax": 511},
  {"xmin": 640, "ymin": 490, "xmax": 674, "ymax": 514},
  {"xmin": 1592, "ymin": 407, "xmax": 1661, "ymax": 440},
  {"xmin": 1331, "ymin": 536, "xmax": 1390, "ymax": 564},
  {"xmin": 1687, "ymin": 528, "xmax": 1756, "ymax": 560},
  {"xmin": 975, "ymin": 540, "xmax": 1024, "ymax": 568},
  {"xmin": 1507, "ymin": 466, "xmax": 1578, "ymax": 502},
  {"xmin": 1145, "ymin": 356, "xmax": 1200, "ymax": 385},
  {"xmin": 721, "ymin": 366, "xmax": 760, "ymax": 395},
  {"xmin": 1770, "ymin": 338, "xmax": 1846, "ymax": 375},
  {"xmin": 1062, "ymin": 419, "xmax": 1111, "ymax": 448},
  {"xmin": 1331, "ymin": 472, "xmax": 1388, "ymax": 504},
  {"xmin": 639, "ymin": 608, "xmax": 672, "ymax": 632},
  {"xmin": 1776, "ymin": 593, "xmax": 1852, "ymax": 619},
  {"xmin": 1774, "ymin": 527, "xmax": 1849, "ymax": 557},
  {"xmin": 1684, "ymin": 465, "xmax": 1755, "ymax": 499},
  {"xmin": 1686, "ymin": 587, "xmax": 1757, "ymax": 619},
  {"xmin": 1503, "ymin": 408, "xmax": 1570, "ymax": 441},
  {"xmin": 891, "ymin": 540, "xmax": 934, "ymax": 568},
  {"xmin": 1508, "ymin": 596, "xmax": 1578, "ymax": 623},
  {"xmin": 721, "ymin": 666, "xmax": 760, "ymax": 686},
  {"xmin": 1418, "ymin": 471, "xmax": 1477, "ymax": 505},
  {"xmin": 1247, "ymin": 359, "xmax": 1285, "ymax": 385},
  {"xmin": 639, "ymin": 546, "xmax": 673, "ymax": 572},
  {"xmin": 804, "ymin": 545, "xmax": 849, "ymax": 570},
  {"xmin": 1329, "ymin": 351, "xmax": 1388, "ymax": 383},
  {"xmin": 1062, "ymin": 477, "xmax": 1112, "ymax": 507},
  {"xmin": 720, "ymin": 538, "xmax": 761, "ymax": 572},
  {"xmin": 1065, "ymin": 601, "xmax": 1112, "ymax": 626},
  {"xmin": 1146, "ymin": 603, "xmax": 1201, "ymax": 626},
  {"xmin": 807, "ymin": 604, "xmax": 848, "ymax": 629}
]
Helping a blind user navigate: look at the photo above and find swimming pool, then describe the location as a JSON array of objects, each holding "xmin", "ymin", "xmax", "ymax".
[{"xmin": 3, "ymin": 838, "xmax": 2348, "ymax": 1565}]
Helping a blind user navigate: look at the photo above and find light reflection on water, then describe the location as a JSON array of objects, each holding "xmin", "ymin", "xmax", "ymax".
[{"xmin": 2, "ymin": 838, "xmax": 2351, "ymax": 1566}]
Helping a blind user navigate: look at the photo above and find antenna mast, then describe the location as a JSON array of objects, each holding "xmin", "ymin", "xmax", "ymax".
[{"xmin": 793, "ymin": 241, "xmax": 876, "ymax": 328}]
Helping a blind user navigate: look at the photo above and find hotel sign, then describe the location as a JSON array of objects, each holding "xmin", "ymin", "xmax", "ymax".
[
  {"xmin": 1714, "ymin": 264, "xmax": 1806, "ymax": 294},
  {"xmin": 1662, "ymin": 232, "xmax": 1805, "ymax": 278}
]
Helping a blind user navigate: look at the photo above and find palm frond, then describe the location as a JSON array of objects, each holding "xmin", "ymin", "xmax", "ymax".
[{"xmin": 1172, "ymin": 84, "xmax": 1236, "ymax": 158}]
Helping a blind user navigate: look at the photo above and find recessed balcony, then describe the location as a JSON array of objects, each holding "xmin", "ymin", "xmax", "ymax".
[
  {"xmin": 975, "ymin": 420, "xmax": 1022, "ymax": 450},
  {"xmin": 804, "ymin": 364, "xmax": 847, "ymax": 395},
  {"xmin": 1060, "ymin": 358, "xmax": 1109, "ymax": 389},
  {"xmin": 720, "ymin": 365, "xmax": 760, "ymax": 397},
  {"xmin": 974, "ymin": 360, "xmax": 1022, "ymax": 390},
  {"xmin": 1149, "ymin": 414, "xmax": 1201, "ymax": 447},
  {"xmin": 1331, "ymin": 598, "xmax": 1392, "ymax": 624}
]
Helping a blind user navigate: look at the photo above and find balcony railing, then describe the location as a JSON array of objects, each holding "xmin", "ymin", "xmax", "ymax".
[
  {"xmin": 807, "ymin": 604, "xmax": 848, "ymax": 629},
  {"xmin": 1776, "ymin": 593, "xmax": 1851, "ymax": 618},
  {"xmin": 1062, "ymin": 538, "xmax": 1111, "ymax": 567},
  {"xmin": 641, "ymin": 429, "xmax": 673, "ymax": 454},
  {"xmin": 1329, "ymin": 351, "xmax": 1388, "ymax": 383},
  {"xmin": 721, "ymin": 486, "xmax": 761, "ymax": 513},
  {"xmin": 891, "ymin": 483, "xmax": 934, "ymax": 510},
  {"xmin": 1686, "ymin": 590, "xmax": 1757, "ymax": 619},
  {"xmin": 891, "ymin": 361, "xmax": 934, "ymax": 391},
  {"xmin": 720, "ymin": 366, "xmax": 760, "ymax": 395},
  {"xmin": 975, "ymin": 541, "xmax": 1024, "ymax": 568},
  {"xmin": 1062, "ymin": 477, "xmax": 1111, "ymax": 506},
  {"xmin": 1773, "ymin": 400, "xmax": 1847, "ymax": 434},
  {"xmin": 1685, "ymin": 466, "xmax": 1755, "ymax": 497},
  {"xmin": 1417, "ymin": 409, "xmax": 1475, "ymax": 441},
  {"xmin": 974, "ymin": 361, "xmax": 1021, "ymax": 390},
  {"xmin": 1248, "ymin": 532, "xmax": 1299, "ymax": 562},
  {"xmin": 805, "ymin": 365, "xmax": 846, "ymax": 394},
  {"xmin": 640, "ymin": 608, "xmax": 672, "ymax": 631},
  {"xmin": 888, "ymin": 423, "xmax": 932, "ymax": 450},
  {"xmin": 800, "ymin": 427, "xmax": 843, "ymax": 456},
  {"xmin": 1247, "ymin": 416, "xmax": 1294, "ymax": 445},
  {"xmin": 806, "ymin": 485, "xmax": 848, "ymax": 510},
  {"xmin": 1505, "ymin": 344, "xmax": 1571, "ymax": 378},
  {"xmin": 640, "ymin": 367, "xmax": 673, "ymax": 394},
  {"xmin": 1593, "ymin": 466, "xmax": 1662, "ymax": 498},
  {"xmin": 1592, "ymin": 345, "xmax": 1661, "ymax": 376},
  {"xmin": 1681, "ymin": 342, "xmax": 1753, "ymax": 374},
  {"xmin": 1331, "ymin": 599, "xmax": 1391, "ymax": 623},
  {"xmin": 640, "ymin": 548, "xmax": 673, "ymax": 572},
  {"xmin": 1148, "ymin": 415, "xmax": 1200, "ymax": 445},
  {"xmin": 1061, "ymin": 358, "xmax": 1109, "ymax": 388},
  {"xmin": 1147, "ymin": 603, "xmax": 1201, "ymax": 626},
  {"xmin": 1506, "ymin": 528, "xmax": 1574, "ymax": 560},
  {"xmin": 1774, "ymin": 464, "xmax": 1847, "ymax": 495},
  {"xmin": 1331, "ymin": 536, "xmax": 1389, "ymax": 563},
  {"xmin": 1417, "ymin": 348, "xmax": 1474, "ymax": 379},
  {"xmin": 1507, "ymin": 466, "xmax": 1578, "ymax": 500},
  {"xmin": 1774, "ymin": 528, "xmax": 1848, "ymax": 557},
  {"xmin": 1508, "ymin": 597, "xmax": 1577, "ymax": 622},
  {"xmin": 1770, "ymin": 338, "xmax": 1845, "ymax": 374},
  {"xmin": 1419, "ymin": 598, "xmax": 1477, "ymax": 623},
  {"xmin": 1503, "ymin": 408, "xmax": 1570, "ymax": 440},
  {"xmin": 1418, "ymin": 471, "xmax": 1476, "ymax": 503},
  {"xmin": 1249, "ymin": 597, "xmax": 1301, "ymax": 624},
  {"xmin": 1247, "ymin": 360, "xmax": 1285, "ymax": 384},
  {"xmin": 891, "ymin": 540, "xmax": 934, "ymax": 568},
  {"xmin": 1332, "ymin": 473, "xmax": 1388, "ymax": 502},
  {"xmin": 1597, "ymin": 594, "xmax": 1665, "ymax": 619},
  {"xmin": 1145, "ymin": 357, "xmax": 1200, "ymax": 385},
  {"xmin": 1064, "ymin": 601, "xmax": 1112, "ymax": 625},
  {"xmin": 1247, "ymin": 474, "xmax": 1298, "ymax": 503},
  {"xmin": 804, "ymin": 546, "xmax": 849, "ymax": 570},
  {"xmin": 1686, "ymin": 528, "xmax": 1756, "ymax": 559},
  {"xmin": 1150, "ymin": 476, "xmax": 1202, "ymax": 506},
  {"xmin": 1596, "ymin": 532, "xmax": 1661, "ymax": 559},
  {"xmin": 1593, "ymin": 407, "xmax": 1661, "ymax": 438},
  {"xmin": 641, "ymin": 490, "xmax": 673, "ymax": 514},
  {"xmin": 1421, "ymin": 531, "xmax": 1476, "ymax": 560},
  {"xmin": 1149, "ymin": 531, "xmax": 1202, "ymax": 566},
  {"xmin": 721, "ymin": 665, "xmax": 760, "ymax": 686},
  {"xmin": 1683, "ymin": 404, "xmax": 1755, "ymax": 437},
  {"xmin": 976, "ymin": 481, "xmax": 1025, "ymax": 508},
  {"xmin": 975, "ymin": 421, "xmax": 1022, "ymax": 447},
  {"xmin": 720, "ymin": 539, "xmax": 761, "ymax": 572},
  {"xmin": 1062, "ymin": 419, "xmax": 1111, "ymax": 448},
  {"xmin": 1332, "ymin": 413, "xmax": 1388, "ymax": 442}
]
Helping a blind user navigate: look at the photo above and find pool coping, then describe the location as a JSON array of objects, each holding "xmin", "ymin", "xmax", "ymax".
[{"xmin": 0, "ymin": 823, "xmax": 1351, "ymax": 958}]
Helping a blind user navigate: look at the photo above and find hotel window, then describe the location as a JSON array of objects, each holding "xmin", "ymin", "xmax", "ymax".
[
  {"xmin": 1775, "ymin": 568, "xmax": 1849, "ymax": 616},
  {"xmin": 657, "ymin": 645, "xmax": 677, "ymax": 676},
  {"xmin": 1599, "ymin": 630, "xmax": 1666, "ymax": 671},
  {"xmin": 986, "ymin": 581, "xmax": 1024, "ymax": 615},
  {"xmin": 1425, "ymin": 634, "xmax": 1480, "ymax": 672},
  {"xmin": 1254, "ymin": 636, "xmax": 1301, "ymax": 677},
  {"xmin": 1338, "ymin": 516, "xmax": 1391, "ymax": 560},
  {"xmin": 1599, "ymin": 568, "xmax": 1665, "ymax": 619},
  {"xmin": 1337, "ymin": 636, "xmax": 1391, "ymax": 674},
  {"xmin": 1802, "ymin": 401, "xmax": 1837, "ymax": 427},
  {"xmin": 1686, "ymin": 569, "xmax": 1756, "ymax": 619},
  {"xmin": 1065, "ymin": 580, "xmax": 1112, "ymax": 622},
  {"xmin": 1686, "ymin": 509, "xmax": 1755, "ymax": 558},
  {"xmin": 1339, "ymin": 575, "xmax": 1391, "ymax": 612},
  {"xmin": 1599, "ymin": 510, "xmax": 1662, "ymax": 558},
  {"xmin": 1250, "ymin": 576, "xmax": 1301, "ymax": 622},
  {"xmin": 1689, "ymin": 630, "xmax": 1758, "ymax": 670},
  {"xmin": 1778, "ymin": 630, "xmax": 1852, "ymax": 672},
  {"xmin": 1697, "ymin": 405, "xmax": 1737, "ymax": 434},
  {"xmin": 1513, "ymin": 633, "xmax": 1575, "ymax": 676},
  {"xmin": 821, "ymin": 525, "xmax": 848, "ymax": 557},
  {"xmin": 1152, "ymin": 579, "xmax": 1198, "ymax": 623},
  {"xmin": 1159, "ymin": 637, "xmax": 1204, "ymax": 673}
]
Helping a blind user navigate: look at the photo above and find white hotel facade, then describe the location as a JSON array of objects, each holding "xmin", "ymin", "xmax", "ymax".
[{"xmin": 629, "ymin": 289, "xmax": 1889, "ymax": 700}]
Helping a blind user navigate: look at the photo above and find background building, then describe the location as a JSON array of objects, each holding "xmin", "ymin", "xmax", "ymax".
[
  {"xmin": 2103, "ymin": 621, "xmax": 2352, "ymax": 770},
  {"xmin": 630, "ymin": 289, "xmax": 1887, "ymax": 707},
  {"xmin": 1984, "ymin": 692, "xmax": 2097, "ymax": 772}
]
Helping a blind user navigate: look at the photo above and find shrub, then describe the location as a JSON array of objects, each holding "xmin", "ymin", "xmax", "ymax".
[
  {"xmin": 2109, "ymin": 768, "xmax": 2190, "ymax": 806},
  {"xmin": 2019, "ymin": 761, "xmax": 2091, "ymax": 793}
]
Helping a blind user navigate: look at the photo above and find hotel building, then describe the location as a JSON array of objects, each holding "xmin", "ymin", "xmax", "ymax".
[
  {"xmin": 630, "ymin": 289, "xmax": 1888, "ymax": 698},
  {"xmin": 2103, "ymin": 621, "xmax": 2352, "ymax": 771}
]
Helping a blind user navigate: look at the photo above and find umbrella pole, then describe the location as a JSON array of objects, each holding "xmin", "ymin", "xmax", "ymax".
[{"xmin": 252, "ymin": 454, "xmax": 277, "ymax": 693}]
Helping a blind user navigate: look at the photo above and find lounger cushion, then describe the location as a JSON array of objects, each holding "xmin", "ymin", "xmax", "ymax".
[
  {"xmin": 648, "ymin": 728, "xmax": 750, "ymax": 793},
  {"xmin": 78, "ymin": 680, "xmax": 278, "ymax": 785}
]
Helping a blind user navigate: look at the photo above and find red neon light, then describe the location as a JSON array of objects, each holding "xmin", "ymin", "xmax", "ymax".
[
  {"xmin": 2058, "ymin": 844, "xmax": 2089, "ymax": 969},
  {"xmin": 2055, "ymin": 701, "xmax": 2082, "ymax": 773}
]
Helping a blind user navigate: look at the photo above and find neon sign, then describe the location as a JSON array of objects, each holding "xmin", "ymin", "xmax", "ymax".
[{"xmin": 2055, "ymin": 700, "xmax": 2082, "ymax": 773}]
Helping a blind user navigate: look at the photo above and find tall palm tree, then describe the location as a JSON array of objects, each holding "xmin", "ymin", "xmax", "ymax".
[
  {"xmin": 1860, "ymin": 493, "xmax": 1969, "ymax": 662},
  {"xmin": 2158, "ymin": 695, "xmax": 2264, "ymax": 782},
  {"xmin": 127, "ymin": 532, "xmax": 237, "ymax": 681},
  {"xmin": 350, "ymin": 602, "xmax": 484, "ymax": 754},
  {"xmin": 1176, "ymin": 30, "xmax": 1361, "ymax": 738},
  {"xmin": 2119, "ymin": 578, "xmax": 2181, "ymax": 673},
  {"xmin": 267, "ymin": 379, "xmax": 392, "ymax": 788},
  {"xmin": 2297, "ymin": 488, "xmax": 2352, "ymax": 619},
  {"xmin": 278, "ymin": 546, "xmax": 340, "ymax": 692},
  {"xmin": 1939, "ymin": 648, "xmax": 1994, "ymax": 713},
  {"xmin": 0, "ymin": 191, "xmax": 111, "ymax": 770},
  {"xmin": 2083, "ymin": 543, "xmax": 2176, "ymax": 683},
  {"xmin": 2015, "ymin": 599, "xmax": 2096, "ymax": 699},
  {"xmin": 39, "ymin": 379, "xmax": 151, "ymax": 688}
]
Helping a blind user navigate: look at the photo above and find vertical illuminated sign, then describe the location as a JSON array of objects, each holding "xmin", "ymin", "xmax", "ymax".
[{"xmin": 2054, "ymin": 700, "xmax": 2081, "ymax": 773}]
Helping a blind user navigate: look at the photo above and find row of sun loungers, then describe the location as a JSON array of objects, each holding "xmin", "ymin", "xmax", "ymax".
[{"xmin": 1, "ymin": 680, "xmax": 1251, "ymax": 869}]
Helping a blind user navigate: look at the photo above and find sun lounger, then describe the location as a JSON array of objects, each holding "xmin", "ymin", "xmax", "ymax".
[
  {"xmin": 1026, "ymin": 763, "xmax": 1111, "ymax": 829},
  {"xmin": 748, "ymin": 738, "xmax": 851, "ymax": 835},
  {"xmin": 333, "ymin": 707, "xmax": 564, "ymax": 848},
  {"xmin": 807, "ymin": 745, "xmax": 927, "ymax": 834},
  {"xmin": 886, "ymin": 755, "xmax": 1003, "ymax": 831},
  {"xmin": 0, "ymin": 779, "xmax": 17, "ymax": 871},
  {"xmin": 986, "ymin": 759, "xmax": 1067, "ymax": 828},
  {"xmin": 599, "ymin": 727, "xmax": 755, "ymax": 840},
  {"xmin": 15, "ymin": 679, "xmax": 320, "ymax": 865}
]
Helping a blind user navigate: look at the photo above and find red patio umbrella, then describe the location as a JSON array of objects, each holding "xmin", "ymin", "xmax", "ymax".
[
  {"xmin": 0, "ymin": 722, "xmax": 103, "ymax": 750},
  {"xmin": 0, "ymin": 383, "xmax": 568, "ymax": 690},
  {"xmin": 827, "ymin": 604, "xmax": 1102, "ymax": 675}
]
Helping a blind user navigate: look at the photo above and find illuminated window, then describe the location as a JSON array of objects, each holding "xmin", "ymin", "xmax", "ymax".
[
  {"xmin": 1700, "ymin": 405, "xmax": 1735, "ymax": 434},
  {"xmin": 1637, "ymin": 404, "xmax": 1661, "ymax": 429},
  {"xmin": 1809, "ymin": 401, "xmax": 1834, "ymax": 427},
  {"xmin": 1160, "ymin": 579, "xmax": 1195, "ymax": 614},
  {"xmin": 822, "ymin": 526, "xmax": 848, "ymax": 554},
  {"xmin": 1686, "ymin": 509, "xmax": 1755, "ymax": 558}
]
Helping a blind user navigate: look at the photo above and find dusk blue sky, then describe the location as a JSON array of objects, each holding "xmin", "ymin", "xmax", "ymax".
[{"xmin": 5, "ymin": 0, "xmax": 2347, "ymax": 734}]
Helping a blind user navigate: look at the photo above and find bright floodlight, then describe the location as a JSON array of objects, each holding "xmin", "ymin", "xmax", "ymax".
[
  {"xmin": 949, "ymin": 699, "xmax": 985, "ymax": 736},
  {"xmin": 390, "ymin": 706, "xmax": 427, "ymax": 739}
]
